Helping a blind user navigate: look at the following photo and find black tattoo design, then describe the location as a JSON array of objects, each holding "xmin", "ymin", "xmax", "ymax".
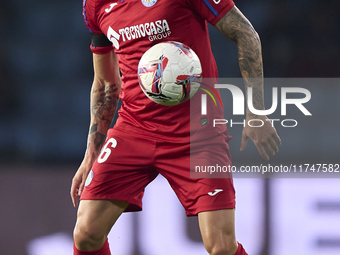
[
  {"xmin": 89, "ymin": 123, "xmax": 98, "ymax": 134},
  {"xmin": 91, "ymin": 84, "xmax": 119, "ymax": 123},
  {"xmin": 215, "ymin": 7, "xmax": 265, "ymax": 113},
  {"xmin": 87, "ymin": 83, "xmax": 120, "ymax": 154},
  {"xmin": 94, "ymin": 132, "xmax": 106, "ymax": 151}
]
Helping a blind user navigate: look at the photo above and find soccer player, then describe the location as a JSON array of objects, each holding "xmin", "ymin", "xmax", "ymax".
[{"xmin": 71, "ymin": 0, "xmax": 281, "ymax": 254}]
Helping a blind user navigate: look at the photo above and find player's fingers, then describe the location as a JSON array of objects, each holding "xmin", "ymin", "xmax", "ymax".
[
  {"xmin": 240, "ymin": 133, "xmax": 249, "ymax": 151},
  {"xmin": 263, "ymin": 142, "xmax": 276, "ymax": 156},
  {"xmin": 268, "ymin": 138, "xmax": 279, "ymax": 154},
  {"xmin": 255, "ymin": 143, "xmax": 270, "ymax": 161},
  {"xmin": 78, "ymin": 177, "xmax": 86, "ymax": 197},
  {"xmin": 71, "ymin": 177, "xmax": 81, "ymax": 207},
  {"xmin": 71, "ymin": 186, "xmax": 78, "ymax": 208},
  {"xmin": 272, "ymin": 132, "xmax": 282, "ymax": 146},
  {"xmin": 72, "ymin": 194, "xmax": 78, "ymax": 208}
]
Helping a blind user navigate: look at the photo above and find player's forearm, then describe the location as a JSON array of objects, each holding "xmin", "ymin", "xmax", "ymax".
[
  {"xmin": 235, "ymin": 27, "xmax": 264, "ymax": 117},
  {"xmin": 215, "ymin": 6, "xmax": 265, "ymax": 117},
  {"xmin": 85, "ymin": 78, "xmax": 120, "ymax": 160}
]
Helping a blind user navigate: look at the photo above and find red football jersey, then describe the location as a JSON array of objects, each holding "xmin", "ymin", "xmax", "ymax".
[{"xmin": 83, "ymin": 0, "xmax": 235, "ymax": 142}]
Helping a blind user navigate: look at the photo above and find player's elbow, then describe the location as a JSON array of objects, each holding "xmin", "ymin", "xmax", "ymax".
[{"xmin": 250, "ymin": 29, "xmax": 261, "ymax": 44}]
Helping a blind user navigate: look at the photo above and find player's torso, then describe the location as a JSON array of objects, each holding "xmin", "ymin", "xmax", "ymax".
[
  {"xmin": 86, "ymin": 0, "xmax": 225, "ymax": 141},
  {"xmin": 92, "ymin": 0, "xmax": 216, "ymax": 102},
  {"xmin": 95, "ymin": 0, "xmax": 200, "ymax": 54}
]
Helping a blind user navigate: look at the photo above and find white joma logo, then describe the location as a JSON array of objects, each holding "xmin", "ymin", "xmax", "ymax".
[
  {"xmin": 208, "ymin": 189, "xmax": 223, "ymax": 196},
  {"xmin": 105, "ymin": 3, "xmax": 118, "ymax": 13}
]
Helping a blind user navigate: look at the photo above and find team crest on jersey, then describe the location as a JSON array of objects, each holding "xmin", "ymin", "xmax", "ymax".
[
  {"xmin": 85, "ymin": 170, "xmax": 94, "ymax": 187},
  {"xmin": 141, "ymin": 0, "xmax": 157, "ymax": 7}
]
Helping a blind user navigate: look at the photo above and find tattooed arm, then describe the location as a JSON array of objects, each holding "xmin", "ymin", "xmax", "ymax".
[
  {"xmin": 87, "ymin": 51, "xmax": 121, "ymax": 161},
  {"xmin": 71, "ymin": 50, "xmax": 121, "ymax": 207},
  {"xmin": 215, "ymin": 6, "xmax": 281, "ymax": 160}
]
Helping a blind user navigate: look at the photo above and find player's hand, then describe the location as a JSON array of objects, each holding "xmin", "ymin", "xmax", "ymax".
[
  {"xmin": 70, "ymin": 158, "xmax": 92, "ymax": 207},
  {"xmin": 240, "ymin": 115, "xmax": 281, "ymax": 160}
]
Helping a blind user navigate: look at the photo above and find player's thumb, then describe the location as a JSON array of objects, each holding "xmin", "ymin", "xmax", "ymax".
[
  {"xmin": 78, "ymin": 180, "xmax": 85, "ymax": 197},
  {"xmin": 240, "ymin": 133, "xmax": 249, "ymax": 151}
]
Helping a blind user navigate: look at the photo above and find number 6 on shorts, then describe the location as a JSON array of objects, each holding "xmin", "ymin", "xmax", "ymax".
[{"xmin": 98, "ymin": 138, "xmax": 117, "ymax": 163}]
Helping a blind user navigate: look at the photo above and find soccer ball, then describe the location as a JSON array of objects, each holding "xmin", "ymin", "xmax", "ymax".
[{"xmin": 137, "ymin": 41, "xmax": 202, "ymax": 106}]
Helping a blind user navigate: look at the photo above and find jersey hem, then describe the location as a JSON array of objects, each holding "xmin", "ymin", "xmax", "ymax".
[
  {"xmin": 80, "ymin": 194, "xmax": 143, "ymax": 212},
  {"xmin": 90, "ymin": 44, "xmax": 114, "ymax": 54}
]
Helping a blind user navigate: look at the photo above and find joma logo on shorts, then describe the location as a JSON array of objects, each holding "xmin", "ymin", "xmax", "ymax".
[{"xmin": 107, "ymin": 19, "xmax": 171, "ymax": 49}]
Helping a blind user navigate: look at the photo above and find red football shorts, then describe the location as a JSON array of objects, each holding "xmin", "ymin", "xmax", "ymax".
[{"xmin": 81, "ymin": 128, "xmax": 235, "ymax": 216}]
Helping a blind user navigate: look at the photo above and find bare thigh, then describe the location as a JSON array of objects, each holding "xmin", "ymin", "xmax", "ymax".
[{"xmin": 74, "ymin": 199, "xmax": 129, "ymax": 250}]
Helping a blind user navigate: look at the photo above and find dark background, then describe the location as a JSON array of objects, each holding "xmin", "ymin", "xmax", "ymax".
[
  {"xmin": 0, "ymin": 0, "xmax": 339, "ymax": 254},
  {"xmin": 1, "ymin": 0, "xmax": 339, "ymax": 165}
]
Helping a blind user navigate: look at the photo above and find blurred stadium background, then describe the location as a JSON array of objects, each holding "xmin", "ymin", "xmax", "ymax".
[{"xmin": 0, "ymin": 0, "xmax": 339, "ymax": 254}]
